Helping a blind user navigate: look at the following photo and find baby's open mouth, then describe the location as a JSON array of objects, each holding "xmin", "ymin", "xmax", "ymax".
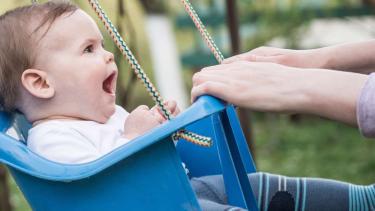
[{"xmin": 102, "ymin": 72, "xmax": 116, "ymax": 94}]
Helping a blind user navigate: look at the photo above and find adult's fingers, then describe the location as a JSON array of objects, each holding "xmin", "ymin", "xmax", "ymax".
[
  {"xmin": 191, "ymin": 81, "xmax": 234, "ymax": 103},
  {"xmin": 248, "ymin": 46, "xmax": 285, "ymax": 55},
  {"xmin": 249, "ymin": 55, "xmax": 282, "ymax": 63},
  {"xmin": 223, "ymin": 46, "xmax": 287, "ymax": 64},
  {"xmin": 200, "ymin": 63, "xmax": 230, "ymax": 72},
  {"xmin": 193, "ymin": 72, "xmax": 231, "ymax": 86},
  {"xmin": 200, "ymin": 61, "xmax": 255, "ymax": 75},
  {"xmin": 222, "ymin": 55, "xmax": 242, "ymax": 64},
  {"xmin": 222, "ymin": 53, "xmax": 256, "ymax": 64},
  {"xmin": 201, "ymin": 61, "xmax": 252, "ymax": 73},
  {"xmin": 223, "ymin": 46, "xmax": 273, "ymax": 64},
  {"xmin": 193, "ymin": 63, "xmax": 254, "ymax": 86}
]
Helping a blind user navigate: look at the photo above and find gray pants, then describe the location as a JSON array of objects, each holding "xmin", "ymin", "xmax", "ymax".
[{"xmin": 191, "ymin": 172, "xmax": 375, "ymax": 211}]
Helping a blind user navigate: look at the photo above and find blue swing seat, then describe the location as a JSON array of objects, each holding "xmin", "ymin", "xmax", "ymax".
[{"xmin": 0, "ymin": 96, "xmax": 258, "ymax": 211}]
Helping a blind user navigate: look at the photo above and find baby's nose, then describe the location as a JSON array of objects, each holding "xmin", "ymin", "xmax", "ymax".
[{"xmin": 105, "ymin": 51, "xmax": 114, "ymax": 63}]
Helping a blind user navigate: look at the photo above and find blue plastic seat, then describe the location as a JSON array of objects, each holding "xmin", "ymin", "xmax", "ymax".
[{"xmin": 0, "ymin": 96, "xmax": 258, "ymax": 211}]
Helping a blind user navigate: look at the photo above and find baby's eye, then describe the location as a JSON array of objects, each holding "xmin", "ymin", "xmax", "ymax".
[{"xmin": 83, "ymin": 45, "xmax": 94, "ymax": 53}]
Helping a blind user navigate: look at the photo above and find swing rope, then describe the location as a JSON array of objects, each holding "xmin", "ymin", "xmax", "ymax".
[
  {"xmin": 180, "ymin": 0, "xmax": 225, "ymax": 64},
  {"xmin": 87, "ymin": 0, "xmax": 212, "ymax": 147}
]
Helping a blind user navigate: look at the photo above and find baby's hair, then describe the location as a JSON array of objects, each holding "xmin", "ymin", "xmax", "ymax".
[{"xmin": 0, "ymin": 1, "xmax": 78, "ymax": 113}]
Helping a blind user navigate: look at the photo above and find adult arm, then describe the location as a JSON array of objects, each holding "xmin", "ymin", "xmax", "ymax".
[
  {"xmin": 191, "ymin": 61, "xmax": 368, "ymax": 126},
  {"xmin": 224, "ymin": 40, "xmax": 375, "ymax": 74}
]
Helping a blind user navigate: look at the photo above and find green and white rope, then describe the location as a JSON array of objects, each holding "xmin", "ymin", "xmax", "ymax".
[
  {"xmin": 88, "ymin": 0, "xmax": 212, "ymax": 147},
  {"xmin": 180, "ymin": 0, "xmax": 225, "ymax": 64}
]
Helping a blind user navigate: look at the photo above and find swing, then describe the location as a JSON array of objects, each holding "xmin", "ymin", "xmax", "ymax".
[{"xmin": 0, "ymin": 0, "xmax": 259, "ymax": 210}]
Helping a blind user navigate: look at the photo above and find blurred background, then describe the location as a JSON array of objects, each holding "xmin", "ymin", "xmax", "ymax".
[{"xmin": 1, "ymin": 0, "xmax": 375, "ymax": 210}]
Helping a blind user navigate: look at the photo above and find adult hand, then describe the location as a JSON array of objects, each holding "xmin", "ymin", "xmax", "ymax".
[
  {"xmin": 223, "ymin": 46, "xmax": 329, "ymax": 69},
  {"xmin": 192, "ymin": 61, "xmax": 306, "ymax": 113}
]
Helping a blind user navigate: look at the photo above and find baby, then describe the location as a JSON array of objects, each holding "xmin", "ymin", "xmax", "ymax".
[
  {"xmin": 0, "ymin": 2, "xmax": 249, "ymax": 210},
  {"xmin": 0, "ymin": 2, "xmax": 178, "ymax": 164},
  {"xmin": 0, "ymin": 3, "xmax": 250, "ymax": 211}
]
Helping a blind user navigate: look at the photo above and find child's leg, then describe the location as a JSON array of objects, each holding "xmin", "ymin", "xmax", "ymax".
[
  {"xmin": 191, "ymin": 172, "xmax": 375, "ymax": 211},
  {"xmin": 191, "ymin": 175, "xmax": 246, "ymax": 211}
]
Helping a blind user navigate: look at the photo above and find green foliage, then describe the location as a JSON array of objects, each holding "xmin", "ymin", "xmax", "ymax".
[
  {"xmin": 139, "ymin": 0, "xmax": 167, "ymax": 13},
  {"xmin": 237, "ymin": 0, "xmax": 364, "ymax": 49},
  {"xmin": 8, "ymin": 176, "xmax": 29, "ymax": 211}
]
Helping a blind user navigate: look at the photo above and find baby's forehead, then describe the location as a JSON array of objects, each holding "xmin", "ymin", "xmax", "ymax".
[{"xmin": 37, "ymin": 10, "xmax": 102, "ymax": 50}]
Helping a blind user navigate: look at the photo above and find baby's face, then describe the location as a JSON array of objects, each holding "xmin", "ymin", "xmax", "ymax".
[{"xmin": 34, "ymin": 10, "xmax": 118, "ymax": 123}]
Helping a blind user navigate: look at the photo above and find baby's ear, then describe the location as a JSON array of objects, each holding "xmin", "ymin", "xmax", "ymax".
[{"xmin": 21, "ymin": 69, "xmax": 55, "ymax": 99}]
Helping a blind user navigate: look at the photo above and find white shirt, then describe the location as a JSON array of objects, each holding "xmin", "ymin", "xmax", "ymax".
[{"xmin": 27, "ymin": 105, "xmax": 130, "ymax": 164}]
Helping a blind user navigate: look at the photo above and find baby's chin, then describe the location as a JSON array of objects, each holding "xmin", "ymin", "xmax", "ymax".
[
  {"xmin": 80, "ymin": 106, "xmax": 115, "ymax": 124},
  {"xmin": 97, "ymin": 106, "xmax": 116, "ymax": 123},
  {"xmin": 93, "ymin": 115, "xmax": 111, "ymax": 124}
]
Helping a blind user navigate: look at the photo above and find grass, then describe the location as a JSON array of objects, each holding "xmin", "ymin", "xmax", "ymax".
[
  {"xmin": 8, "ymin": 175, "xmax": 29, "ymax": 211},
  {"xmin": 254, "ymin": 113, "xmax": 375, "ymax": 184}
]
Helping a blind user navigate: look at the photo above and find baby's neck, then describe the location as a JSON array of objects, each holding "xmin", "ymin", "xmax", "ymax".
[{"xmin": 32, "ymin": 115, "xmax": 87, "ymax": 127}]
